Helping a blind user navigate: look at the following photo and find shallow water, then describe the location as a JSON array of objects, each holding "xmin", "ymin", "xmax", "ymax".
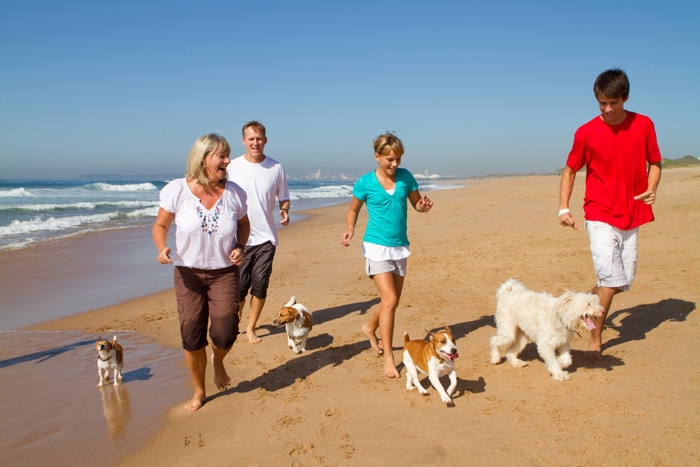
[
  {"xmin": 0, "ymin": 227, "xmax": 173, "ymax": 330},
  {"xmin": 0, "ymin": 330, "xmax": 187, "ymax": 466}
]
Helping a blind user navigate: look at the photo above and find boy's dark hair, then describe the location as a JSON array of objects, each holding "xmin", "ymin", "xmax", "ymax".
[{"xmin": 594, "ymin": 69, "xmax": 630, "ymax": 99}]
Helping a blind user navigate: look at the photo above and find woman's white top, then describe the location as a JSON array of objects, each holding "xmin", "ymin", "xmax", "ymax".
[{"xmin": 159, "ymin": 178, "xmax": 247, "ymax": 269}]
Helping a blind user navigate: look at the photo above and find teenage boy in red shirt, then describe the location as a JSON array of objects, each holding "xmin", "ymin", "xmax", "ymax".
[{"xmin": 558, "ymin": 68, "xmax": 662, "ymax": 360}]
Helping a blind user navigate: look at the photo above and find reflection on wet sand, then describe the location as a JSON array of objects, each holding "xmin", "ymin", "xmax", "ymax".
[
  {"xmin": 0, "ymin": 330, "xmax": 187, "ymax": 466},
  {"xmin": 99, "ymin": 384, "xmax": 131, "ymax": 439}
]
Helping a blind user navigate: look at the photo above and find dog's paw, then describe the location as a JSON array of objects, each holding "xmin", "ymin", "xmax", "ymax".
[
  {"xmin": 440, "ymin": 395, "xmax": 453, "ymax": 404},
  {"xmin": 552, "ymin": 371, "xmax": 570, "ymax": 381},
  {"xmin": 507, "ymin": 358, "xmax": 527, "ymax": 368},
  {"xmin": 558, "ymin": 354, "xmax": 573, "ymax": 368}
]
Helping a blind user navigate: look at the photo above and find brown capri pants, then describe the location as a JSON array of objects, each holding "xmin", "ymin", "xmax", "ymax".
[{"xmin": 174, "ymin": 265, "xmax": 240, "ymax": 351}]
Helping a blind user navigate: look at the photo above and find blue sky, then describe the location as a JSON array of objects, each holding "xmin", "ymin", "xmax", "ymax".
[{"xmin": 2, "ymin": 1, "xmax": 699, "ymax": 179}]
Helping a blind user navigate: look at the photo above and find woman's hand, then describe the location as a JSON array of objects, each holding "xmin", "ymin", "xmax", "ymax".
[
  {"xmin": 230, "ymin": 246, "xmax": 245, "ymax": 266},
  {"xmin": 157, "ymin": 247, "xmax": 173, "ymax": 264}
]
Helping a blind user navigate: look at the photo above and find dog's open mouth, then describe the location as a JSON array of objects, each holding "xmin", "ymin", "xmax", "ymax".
[
  {"xmin": 582, "ymin": 316, "xmax": 596, "ymax": 330},
  {"xmin": 440, "ymin": 350, "xmax": 459, "ymax": 362}
]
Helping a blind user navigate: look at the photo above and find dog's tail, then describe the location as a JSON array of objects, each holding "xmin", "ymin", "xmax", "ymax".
[
  {"xmin": 403, "ymin": 332, "xmax": 411, "ymax": 344},
  {"xmin": 112, "ymin": 335, "xmax": 118, "ymax": 344},
  {"xmin": 284, "ymin": 296, "xmax": 297, "ymax": 307}
]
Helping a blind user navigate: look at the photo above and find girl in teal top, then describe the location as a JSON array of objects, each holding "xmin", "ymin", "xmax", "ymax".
[{"xmin": 340, "ymin": 133, "xmax": 434, "ymax": 378}]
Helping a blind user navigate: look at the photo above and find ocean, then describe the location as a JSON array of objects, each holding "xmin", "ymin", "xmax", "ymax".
[
  {"xmin": 0, "ymin": 176, "xmax": 458, "ymax": 252},
  {"xmin": 0, "ymin": 178, "xmax": 356, "ymax": 251}
]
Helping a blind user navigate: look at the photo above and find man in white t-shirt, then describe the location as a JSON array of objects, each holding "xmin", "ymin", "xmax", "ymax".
[{"xmin": 227, "ymin": 121, "xmax": 291, "ymax": 344}]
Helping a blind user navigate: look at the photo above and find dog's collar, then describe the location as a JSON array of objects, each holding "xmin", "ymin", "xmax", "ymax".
[
  {"xmin": 98, "ymin": 351, "xmax": 114, "ymax": 361},
  {"xmin": 432, "ymin": 347, "xmax": 446, "ymax": 364}
]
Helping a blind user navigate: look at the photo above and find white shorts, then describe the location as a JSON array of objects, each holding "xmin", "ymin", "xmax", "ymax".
[
  {"xmin": 365, "ymin": 258, "xmax": 407, "ymax": 278},
  {"xmin": 586, "ymin": 220, "xmax": 638, "ymax": 291}
]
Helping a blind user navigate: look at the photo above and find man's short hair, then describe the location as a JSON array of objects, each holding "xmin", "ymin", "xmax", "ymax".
[{"xmin": 242, "ymin": 120, "xmax": 266, "ymax": 137}]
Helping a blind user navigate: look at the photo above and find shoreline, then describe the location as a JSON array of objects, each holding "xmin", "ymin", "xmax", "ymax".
[{"xmin": 9, "ymin": 168, "xmax": 700, "ymax": 466}]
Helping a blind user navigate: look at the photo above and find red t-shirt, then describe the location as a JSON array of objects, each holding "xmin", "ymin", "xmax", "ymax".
[{"xmin": 566, "ymin": 112, "xmax": 662, "ymax": 230}]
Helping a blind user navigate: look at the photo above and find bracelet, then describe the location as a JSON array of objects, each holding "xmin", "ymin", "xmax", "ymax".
[
  {"xmin": 235, "ymin": 243, "xmax": 246, "ymax": 252},
  {"xmin": 558, "ymin": 208, "xmax": 570, "ymax": 217}
]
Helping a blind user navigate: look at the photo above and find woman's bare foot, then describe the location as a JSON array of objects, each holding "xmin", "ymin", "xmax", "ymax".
[
  {"xmin": 211, "ymin": 353, "xmax": 231, "ymax": 389},
  {"xmin": 246, "ymin": 330, "xmax": 262, "ymax": 344},
  {"xmin": 185, "ymin": 392, "xmax": 206, "ymax": 411},
  {"xmin": 361, "ymin": 324, "xmax": 383, "ymax": 355},
  {"xmin": 584, "ymin": 349, "xmax": 603, "ymax": 360}
]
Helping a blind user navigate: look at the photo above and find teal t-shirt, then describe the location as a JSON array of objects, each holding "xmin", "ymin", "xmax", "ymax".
[{"xmin": 352, "ymin": 168, "xmax": 419, "ymax": 247}]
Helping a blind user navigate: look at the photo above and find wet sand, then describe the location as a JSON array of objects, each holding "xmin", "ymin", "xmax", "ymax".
[
  {"xmin": 6, "ymin": 167, "xmax": 700, "ymax": 466},
  {"xmin": 0, "ymin": 227, "xmax": 173, "ymax": 330},
  {"xmin": 0, "ymin": 331, "xmax": 186, "ymax": 466}
]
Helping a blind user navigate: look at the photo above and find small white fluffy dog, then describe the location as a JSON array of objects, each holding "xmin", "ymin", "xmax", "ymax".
[
  {"xmin": 489, "ymin": 279, "xmax": 603, "ymax": 381},
  {"xmin": 273, "ymin": 296, "xmax": 313, "ymax": 353}
]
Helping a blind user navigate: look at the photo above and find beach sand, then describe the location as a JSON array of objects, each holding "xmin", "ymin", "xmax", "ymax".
[{"xmin": 19, "ymin": 167, "xmax": 700, "ymax": 466}]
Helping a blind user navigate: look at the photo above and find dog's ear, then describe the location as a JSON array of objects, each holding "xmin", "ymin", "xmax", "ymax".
[{"xmin": 556, "ymin": 292, "xmax": 574, "ymax": 308}]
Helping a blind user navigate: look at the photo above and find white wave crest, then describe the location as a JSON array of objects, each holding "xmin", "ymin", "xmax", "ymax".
[
  {"xmin": 0, "ymin": 238, "xmax": 36, "ymax": 250},
  {"xmin": 88, "ymin": 182, "xmax": 158, "ymax": 191},
  {"xmin": 0, "ymin": 212, "xmax": 120, "ymax": 236},
  {"xmin": 126, "ymin": 206, "xmax": 160, "ymax": 218},
  {"xmin": 289, "ymin": 185, "xmax": 353, "ymax": 200},
  {"xmin": 0, "ymin": 200, "xmax": 159, "ymax": 212},
  {"xmin": 0, "ymin": 188, "xmax": 34, "ymax": 197}
]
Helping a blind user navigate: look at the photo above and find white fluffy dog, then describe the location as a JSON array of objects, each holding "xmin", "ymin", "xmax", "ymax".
[{"xmin": 489, "ymin": 279, "xmax": 603, "ymax": 381}]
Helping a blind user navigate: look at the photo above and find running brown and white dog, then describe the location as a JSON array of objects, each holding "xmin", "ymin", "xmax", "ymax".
[
  {"xmin": 273, "ymin": 296, "xmax": 313, "ymax": 354},
  {"xmin": 489, "ymin": 278, "xmax": 604, "ymax": 381},
  {"xmin": 402, "ymin": 327, "xmax": 459, "ymax": 404},
  {"xmin": 96, "ymin": 335, "xmax": 123, "ymax": 387}
]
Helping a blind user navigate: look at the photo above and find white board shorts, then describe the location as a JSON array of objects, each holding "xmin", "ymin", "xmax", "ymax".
[{"xmin": 586, "ymin": 220, "xmax": 638, "ymax": 291}]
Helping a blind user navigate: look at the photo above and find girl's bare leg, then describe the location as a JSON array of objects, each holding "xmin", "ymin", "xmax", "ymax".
[
  {"xmin": 368, "ymin": 272, "xmax": 405, "ymax": 378},
  {"xmin": 362, "ymin": 311, "xmax": 383, "ymax": 355}
]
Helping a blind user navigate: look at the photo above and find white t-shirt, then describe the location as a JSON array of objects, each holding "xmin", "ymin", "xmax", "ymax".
[
  {"xmin": 227, "ymin": 155, "xmax": 290, "ymax": 246},
  {"xmin": 159, "ymin": 178, "xmax": 248, "ymax": 269}
]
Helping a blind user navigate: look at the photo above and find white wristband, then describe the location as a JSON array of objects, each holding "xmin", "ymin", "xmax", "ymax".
[{"xmin": 558, "ymin": 208, "xmax": 570, "ymax": 217}]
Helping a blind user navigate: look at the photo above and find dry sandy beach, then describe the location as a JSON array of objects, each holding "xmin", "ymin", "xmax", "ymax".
[{"xmin": 26, "ymin": 167, "xmax": 700, "ymax": 466}]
